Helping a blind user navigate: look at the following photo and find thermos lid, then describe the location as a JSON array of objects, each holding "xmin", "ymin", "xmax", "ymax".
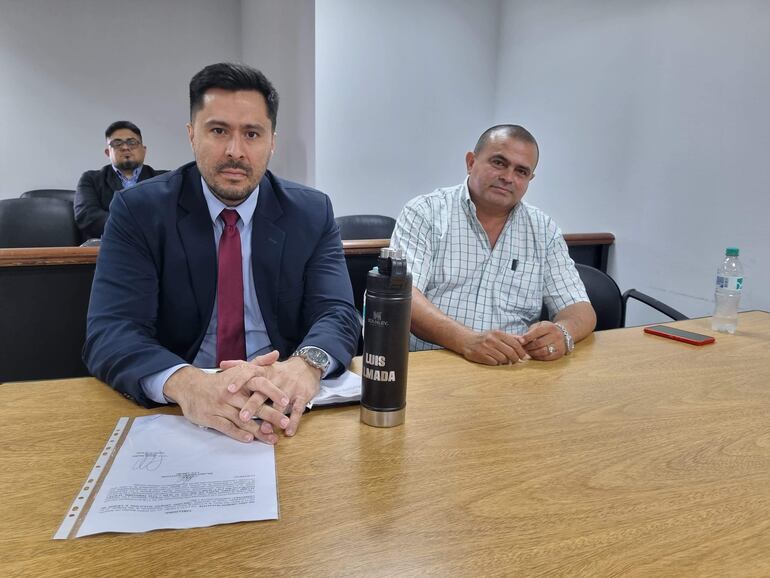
[
  {"xmin": 367, "ymin": 246, "xmax": 412, "ymax": 296},
  {"xmin": 379, "ymin": 247, "xmax": 404, "ymax": 259}
]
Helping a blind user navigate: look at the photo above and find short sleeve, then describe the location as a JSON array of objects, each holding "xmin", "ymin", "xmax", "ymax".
[
  {"xmin": 390, "ymin": 199, "xmax": 434, "ymax": 293},
  {"xmin": 542, "ymin": 220, "xmax": 589, "ymax": 316}
]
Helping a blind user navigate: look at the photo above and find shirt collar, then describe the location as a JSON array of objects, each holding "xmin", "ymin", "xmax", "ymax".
[
  {"xmin": 200, "ymin": 177, "xmax": 259, "ymax": 227},
  {"xmin": 112, "ymin": 164, "xmax": 143, "ymax": 186},
  {"xmin": 461, "ymin": 176, "xmax": 474, "ymax": 214}
]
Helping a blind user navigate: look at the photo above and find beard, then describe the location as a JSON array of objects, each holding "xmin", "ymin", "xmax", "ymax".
[
  {"xmin": 205, "ymin": 160, "xmax": 260, "ymax": 205},
  {"xmin": 208, "ymin": 181, "xmax": 253, "ymax": 203},
  {"xmin": 116, "ymin": 159, "xmax": 140, "ymax": 172}
]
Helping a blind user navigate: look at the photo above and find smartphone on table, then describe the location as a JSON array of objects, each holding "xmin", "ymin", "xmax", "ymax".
[{"xmin": 643, "ymin": 325, "xmax": 715, "ymax": 345}]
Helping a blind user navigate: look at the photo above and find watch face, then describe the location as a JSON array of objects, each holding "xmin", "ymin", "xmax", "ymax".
[
  {"xmin": 306, "ymin": 348, "xmax": 327, "ymax": 365},
  {"xmin": 302, "ymin": 347, "xmax": 329, "ymax": 369}
]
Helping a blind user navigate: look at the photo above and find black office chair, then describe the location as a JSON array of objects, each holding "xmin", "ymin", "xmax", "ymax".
[
  {"xmin": 20, "ymin": 189, "xmax": 76, "ymax": 204},
  {"xmin": 336, "ymin": 214, "xmax": 396, "ymax": 240},
  {"xmin": 337, "ymin": 214, "xmax": 396, "ymax": 316},
  {"xmin": 0, "ymin": 198, "xmax": 79, "ymax": 248},
  {"xmin": 574, "ymin": 263, "xmax": 687, "ymax": 330},
  {"xmin": 336, "ymin": 215, "xmax": 395, "ymax": 356}
]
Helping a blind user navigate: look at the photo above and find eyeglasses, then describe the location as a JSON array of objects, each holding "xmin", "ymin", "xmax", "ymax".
[{"xmin": 108, "ymin": 138, "xmax": 142, "ymax": 149}]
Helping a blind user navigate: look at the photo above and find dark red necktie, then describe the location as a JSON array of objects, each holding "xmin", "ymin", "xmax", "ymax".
[{"xmin": 216, "ymin": 209, "xmax": 246, "ymax": 365}]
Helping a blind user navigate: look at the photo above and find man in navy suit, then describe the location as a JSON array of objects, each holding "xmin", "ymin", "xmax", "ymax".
[{"xmin": 85, "ymin": 63, "xmax": 360, "ymax": 444}]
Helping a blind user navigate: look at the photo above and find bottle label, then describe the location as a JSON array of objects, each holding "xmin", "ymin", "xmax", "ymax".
[
  {"xmin": 361, "ymin": 295, "xmax": 411, "ymax": 412},
  {"xmin": 716, "ymin": 275, "xmax": 743, "ymax": 290},
  {"xmin": 363, "ymin": 353, "xmax": 397, "ymax": 382}
]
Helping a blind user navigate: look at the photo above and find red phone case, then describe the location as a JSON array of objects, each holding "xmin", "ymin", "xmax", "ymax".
[{"xmin": 643, "ymin": 326, "xmax": 715, "ymax": 345}]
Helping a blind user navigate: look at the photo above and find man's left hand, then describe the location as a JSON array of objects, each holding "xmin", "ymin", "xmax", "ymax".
[
  {"xmin": 520, "ymin": 321, "xmax": 565, "ymax": 360},
  {"xmin": 220, "ymin": 353, "xmax": 322, "ymax": 437}
]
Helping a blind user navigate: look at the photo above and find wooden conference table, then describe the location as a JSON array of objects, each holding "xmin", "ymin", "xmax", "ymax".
[{"xmin": 1, "ymin": 311, "xmax": 769, "ymax": 576}]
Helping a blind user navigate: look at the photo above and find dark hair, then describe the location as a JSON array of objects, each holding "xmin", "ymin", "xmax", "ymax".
[
  {"xmin": 105, "ymin": 120, "xmax": 142, "ymax": 141},
  {"xmin": 474, "ymin": 124, "xmax": 539, "ymax": 163},
  {"xmin": 189, "ymin": 62, "xmax": 279, "ymax": 130}
]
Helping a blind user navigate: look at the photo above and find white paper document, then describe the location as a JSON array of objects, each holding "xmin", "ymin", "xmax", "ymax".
[
  {"xmin": 54, "ymin": 415, "xmax": 278, "ymax": 539},
  {"xmin": 311, "ymin": 369, "xmax": 362, "ymax": 407}
]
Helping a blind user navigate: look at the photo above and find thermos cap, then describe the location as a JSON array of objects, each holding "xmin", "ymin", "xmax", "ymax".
[{"xmin": 379, "ymin": 247, "xmax": 404, "ymax": 259}]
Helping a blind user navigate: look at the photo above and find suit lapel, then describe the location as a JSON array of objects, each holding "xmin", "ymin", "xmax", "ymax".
[
  {"xmin": 104, "ymin": 166, "xmax": 123, "ymax": 209},
  {"xmin": 252, "ymin": 173, "xmax": 285, "ymax": 336},
  {"xmin": 106, "ymin": 166, "xmax": 123, "ymax": 192},
  {"xmin": 138, "ymin": 165, "xmax": 154, "ymax": 181},
  {"xmin": 176, "ymin": 165, "xmax": 217, "ymax": 331}
]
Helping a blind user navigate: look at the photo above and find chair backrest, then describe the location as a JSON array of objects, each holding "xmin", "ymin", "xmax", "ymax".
[
  {"xmin": 575, "ymin": 263, "xmax": 624, "ymax": 330},
  {"xmin": 20, "ymin": 189, "xmax": 76, "ymax": 204},
  {"xmin": 336, "ymin": 214, "xmax": 396, "ymax": 240},
  {"xmin": 0, "ymin": 198, "xmax": 79, "ymax": 248}
]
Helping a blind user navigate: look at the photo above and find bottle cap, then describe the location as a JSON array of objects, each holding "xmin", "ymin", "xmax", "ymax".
[
  {"xmin": 725, "ymin": 247, "xmax": 739, "ymax": 256},
  {"xmin": 379, "ymin": 247, "xmax": 404, "ymax": 259}
]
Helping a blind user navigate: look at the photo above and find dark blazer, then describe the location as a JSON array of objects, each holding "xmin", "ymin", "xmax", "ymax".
[
  {"xmin": 84, "ymin": 162, "xmax": 361, "ymax": 407},
  {"xmin": 74, "ymin": 164, "xmax": 163, "ymax": 239}
]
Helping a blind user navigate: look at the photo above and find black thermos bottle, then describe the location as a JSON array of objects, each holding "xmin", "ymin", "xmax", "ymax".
[{"xmin": 360, "ymin": 247, "xmax": 412, "ymax": 427}]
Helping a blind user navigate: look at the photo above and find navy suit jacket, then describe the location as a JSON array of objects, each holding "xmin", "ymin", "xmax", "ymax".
[{"xmin": 84, "ymin": 162, "xmax": 361, "ymax": 407}]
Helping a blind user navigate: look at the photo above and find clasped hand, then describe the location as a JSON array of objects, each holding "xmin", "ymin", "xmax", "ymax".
[
  {"xmin": 220, "ymin": 351, "xmax": 322, "ymax": 440},
  {"xmin": 164, "ymin": 350, "xmax": 321, "ymax": 445},
  {"xmin": 461, "ymin": 321, "xmax": 564, "ymax": 365},
  {"xmin": 519, "ymin": 321, "xmax": 565, "ymax": 360}
]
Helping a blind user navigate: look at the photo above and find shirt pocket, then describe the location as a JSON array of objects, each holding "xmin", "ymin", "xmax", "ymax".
[{"xmin": 497, "ymin": 260, "xmax": 543, "ymax": 314}]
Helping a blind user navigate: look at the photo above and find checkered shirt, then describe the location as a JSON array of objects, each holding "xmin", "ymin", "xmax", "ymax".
[{"xmin": 390, "ymin": 180, "xmax": 589, "ymax": 351}]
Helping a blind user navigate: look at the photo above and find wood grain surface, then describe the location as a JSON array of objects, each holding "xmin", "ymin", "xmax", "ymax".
[
  {"xmin": 0, "ymin": 246, "xmax": 99, "ymax": 267},
  {"xmin": 1, "ymin": 312, "xmax": 769, "ymax": 577}
]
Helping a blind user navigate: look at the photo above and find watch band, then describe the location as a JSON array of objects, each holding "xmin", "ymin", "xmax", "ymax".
[{"xmin": 553, "ymin": 322, "xmax": 574, "ymax": 355}]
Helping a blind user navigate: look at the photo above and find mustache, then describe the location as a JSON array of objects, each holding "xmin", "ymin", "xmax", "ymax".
[{"xmin": 216, "ymin": 160, "xmax": 251, "ymax": 174}]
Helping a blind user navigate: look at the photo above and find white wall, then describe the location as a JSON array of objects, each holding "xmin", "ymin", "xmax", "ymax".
[
  {"xmin": 241, "ymin": 0, "xmax": 315, "ymax": 185},
  {"xmin": 3, "ymin": 0, "xmax": 767, "ymax": 326},
  {"xmin": 495, "ymin": 0, "xmax": 770, "ymax": 323},
  {"xmin": 0, "ymin": 0, "xmax": 241, "ymax": 197},
  {"xmin": 315, "ymin": 0, "xmax": 502, "ymax": 217}
]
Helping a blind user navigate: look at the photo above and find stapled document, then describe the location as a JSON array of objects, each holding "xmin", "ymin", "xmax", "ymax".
[{"xmin": 54, "ymin": 415, "xmax": 278, "ymax": 539}]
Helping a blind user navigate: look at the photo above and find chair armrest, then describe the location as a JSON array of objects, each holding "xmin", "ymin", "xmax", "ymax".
[{"xmin": 621, "ymin": 289, "xmax": 688, "ymax": 322}]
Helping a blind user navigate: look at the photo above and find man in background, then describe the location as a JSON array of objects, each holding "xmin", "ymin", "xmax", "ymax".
[
  {"xmin": 391, "ymin": 124, "xmax": 596, "ymax": 365},
  {"xmin": 74, "ymin": 120, "xmax": 163, "ymax": 239}
]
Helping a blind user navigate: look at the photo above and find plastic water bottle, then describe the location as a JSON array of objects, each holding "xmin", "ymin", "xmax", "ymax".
[
  {"xmin": 711, "ymin": 247, "xmax": 744, "ymax": 334},
  {"xmin": 360, "ymin": 248, "xmax": 412, "ymax": 427}
]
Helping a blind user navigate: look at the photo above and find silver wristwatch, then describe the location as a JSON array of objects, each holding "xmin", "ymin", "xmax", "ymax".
[
  {"xmin": 553, "ymin": 322, "xmax": 575, "ymax": 355},
  {"xmin": 292, "ymin": 346, "xmax": 331, "ymax": 374}
]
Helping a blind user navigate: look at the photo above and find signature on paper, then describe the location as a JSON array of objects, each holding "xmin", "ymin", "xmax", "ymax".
[
  {"xmin": 170, "ymin": 472, "xmax": 210, "ymax": 482},
  {"xmin": 132, "ymin": 451, "xmax": 165, "ymax": 471}
]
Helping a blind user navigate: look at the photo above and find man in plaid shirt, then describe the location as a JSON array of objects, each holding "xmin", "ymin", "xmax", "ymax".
[{"xmin": 391, "ymin": 125, "xmax": 596, "ymax": 365}]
